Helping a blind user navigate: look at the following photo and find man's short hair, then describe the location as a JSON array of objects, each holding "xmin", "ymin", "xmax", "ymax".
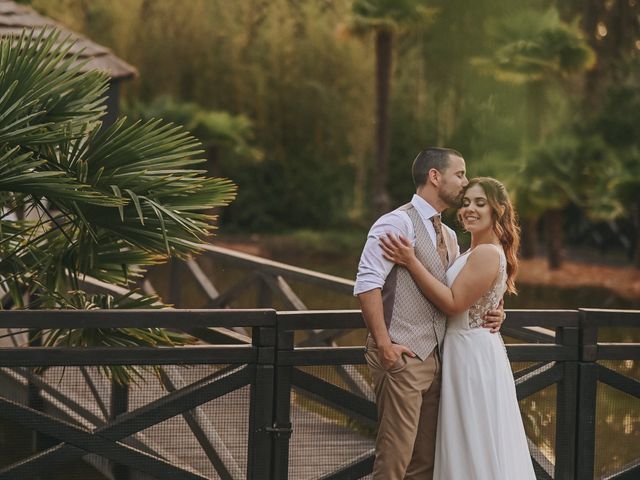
[{"xmin": 412, "ymin": 147, "xmax": 463, "ymax": 188}]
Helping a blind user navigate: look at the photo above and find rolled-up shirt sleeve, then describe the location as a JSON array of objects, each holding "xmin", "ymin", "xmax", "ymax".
[{"xmin": 353, "ymin": 211, "xmax": 414, "ymax": 296}]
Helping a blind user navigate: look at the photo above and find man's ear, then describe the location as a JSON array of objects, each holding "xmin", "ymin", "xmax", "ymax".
[{"xmin": 428, "ymin": 168, "xmax": 440, "ymax": 186}]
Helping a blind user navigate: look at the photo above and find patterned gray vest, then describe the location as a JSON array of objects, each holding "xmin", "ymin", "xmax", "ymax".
[{"xmin": 382, "ymin": 204, "xmax": 447, "ymax": 360}]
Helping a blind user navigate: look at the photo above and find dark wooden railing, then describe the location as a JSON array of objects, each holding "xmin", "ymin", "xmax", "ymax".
[
  {"xmin": 0, "ymin": 310, "xmax": 276, "ymax": 480},
  {"xmin": 155, "ymin": 245, "xmax": 354, "ymax": 310},
  {"xmin": 0, "ymin": 308, "xmax": 637, "ymax": 480}
]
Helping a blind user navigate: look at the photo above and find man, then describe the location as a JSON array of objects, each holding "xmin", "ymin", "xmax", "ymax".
[{"xmin": 354, "ymin": 148, "xmax": 505, "ymax": 479}]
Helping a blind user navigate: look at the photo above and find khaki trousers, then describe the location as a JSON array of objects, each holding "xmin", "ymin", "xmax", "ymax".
[{"xmin": 365, "ymin": 336, "xmax": 441, "ymax": 480}]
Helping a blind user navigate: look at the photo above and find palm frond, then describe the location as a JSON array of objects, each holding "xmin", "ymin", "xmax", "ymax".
[
  {"xmin": 0, "ymin": 28, "xmax": 237, "ymax": 383},
  {"xmin": 350, "ymin": 0, "xmax": 438, "ymax": 33},
  {"xmin": 473, "ymin": 8, "xmax": 595, "ymax": 84},
  {"xmin": 0, "ymin": 28, "xmax": 108, "ymax": 147}
]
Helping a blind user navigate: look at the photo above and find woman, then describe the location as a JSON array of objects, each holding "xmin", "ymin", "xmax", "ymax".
[{"xmin": 380, "ymin": 177, "xmax": 536, "ymax": 480}]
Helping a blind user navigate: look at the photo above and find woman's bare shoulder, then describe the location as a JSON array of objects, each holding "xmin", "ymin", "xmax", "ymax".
[{"xmin": 467, "ymin": 244, "xmax": 501, "ymax": 272}]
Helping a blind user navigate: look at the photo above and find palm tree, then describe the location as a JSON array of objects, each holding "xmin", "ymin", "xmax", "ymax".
[
  {"xmin": 473, "ymin": 8, "xmax": 595, "ymax": 267},
  {"xmin": 125, "ymin": 95, "xmax": 262, "ymax": 175},
  {"xmin": 350, "ymin": 0, "xmax": 437, "ymax": 218},
  {"xmin": 513, "ymin": 135, "xmax": 613, "ymax": 269},
  {"xmin": 608, "ymin": 150, "xmax": 640, "ymax": 269},
  {"xmin": 0, "ymin": 29, "xmax": 236, "ymax": 383},
  {"xmin": 589, "ymin": 77, "xmax": 640, "ymax": 269}
]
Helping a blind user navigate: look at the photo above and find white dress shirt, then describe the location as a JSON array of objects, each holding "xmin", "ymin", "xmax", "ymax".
[{"xmin": 353, "ymin": 194, "xmax": 460, "ymax": 295}]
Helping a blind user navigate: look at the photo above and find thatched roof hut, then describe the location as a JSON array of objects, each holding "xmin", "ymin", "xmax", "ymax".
[{"xmin": 0, "ymin": 0, "xmax": 138, "ymax": 123}]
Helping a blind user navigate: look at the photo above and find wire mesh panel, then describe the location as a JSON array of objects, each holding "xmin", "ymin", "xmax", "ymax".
[
  {"xmin": 0, "ymin": 310, "xmax": 276, "ymax": 480},
  {"xmin": 1, "ymin": 309, "xmax": 638, "ymax": 479},
  {"xmin": 509, "ymin": 359, "xmax": 559, "ymax": 476},
  {"xmin": 0, "ymin": 417, "xmax": 109, "ymax": 479},
  {"xmin": 0, "ymin": 365, "xmax": 124, "ymax": 479},
  {"xmin": 594, "ymin": 361, "xmax": 640, "ymax": 479},
  {"xmin": 578, "ymin": 310, "xmax": 640, "ymax": 480},
  {"xmin": 134, "ymin": 379, "xmax": 252, "ymax": 479},
  {"xmin": 287, "ymin": 365, "xmax": 374, "ymax": 480},
  {"xmin": 520, "ymin": 384, "xmax": 558, "ymax": 472},
  {"xmin": 0, "ymin": 363, "xmax": 254, "ymax": 480},
  {"xmin": 0, "ymin": 364, "xmax": 115, "ymax": 480}
]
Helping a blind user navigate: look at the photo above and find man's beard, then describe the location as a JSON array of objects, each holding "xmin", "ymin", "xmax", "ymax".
[{"xmin": 440, "ymin": 189, "xmax": 463, "ymax": 208}]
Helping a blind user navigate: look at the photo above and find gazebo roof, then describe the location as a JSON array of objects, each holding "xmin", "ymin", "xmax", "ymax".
[{"xmin": 0, "ymin": 0, "xmax": 137, "ymax": 80}]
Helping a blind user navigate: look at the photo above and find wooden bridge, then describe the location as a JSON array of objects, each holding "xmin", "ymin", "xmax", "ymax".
[{"xmin": 0, "ymin": 245, "xmax": 638, "ymax": 480}]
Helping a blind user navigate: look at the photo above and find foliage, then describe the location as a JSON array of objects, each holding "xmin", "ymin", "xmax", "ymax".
[
  {"xmin": 25, "ymin": 0, "xmax": 371, "ymax": 227},
  {"xmin": 123, "ymin": 95, "xmax": 350, "ymax": 231},
  {"xmin": 125, "ymin": 96, "xmax": 262, "ymax": 161},
  {"xmin": 469, "ymin": 5, "xmax": 598, "ymax": 267},
  {"xmin": 586, "ymin": 64, "xmax": 640, "ymax": 227},
  {"xmin": 19, "ymin": 0, "xmax": 640, "ymax": 260},
  {"xmin": 473, "ymin": 8, "xmax": 596, "ymax": 84},
  {"xmin": 0, "ymin": 29, "xmax": 236, "ymax": 382},
  {"xmin": 350, "ymin": 0, "xmax": 438, "ymax": 33},
  {"xmin": 512, "ymin": 134, "xmax": 615, "ymax": 216}
]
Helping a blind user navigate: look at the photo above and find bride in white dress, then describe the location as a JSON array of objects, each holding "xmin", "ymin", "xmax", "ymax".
[{"xmin": 380, "ymin": 177, "xmax": 536, "ymax": 480}]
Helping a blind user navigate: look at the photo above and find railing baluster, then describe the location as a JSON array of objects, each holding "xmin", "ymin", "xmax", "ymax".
[
  {"xmin": 168, "ymin": 259, "xmax": 183, "ymax": 308},
  {"xmin": 186, "ymin": 258, "xmax": 220, "ymax": 301},
  {"xmin": 575, "ymin": 310, "xmax": 599, "ymax": 480},
  {"xmin": 27, "ymin": 329, "xmax": 47, "ymax": 480},
  {"xmin": 272, "ymin": 329, "xmax": 294, "ymax": 480},
  {"xmin": 555, "ymin": 325, "xmax": 579, "ymax": 479},
  {"xmin": 248, "ymin": 323, "xmax": 277, "ymax": 479},
  {"xmin": 111, "ymin": 380, "xmax": 130, "ymax": 480},
  {"xmin": 257, "ymin": 274, "xmax": 274, "ymax": 308}
]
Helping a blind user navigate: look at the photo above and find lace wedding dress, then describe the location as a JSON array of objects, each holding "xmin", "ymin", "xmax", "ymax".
[{"xmin": 433, "ymin": 245, "xmax": 536, "ymax": 479}]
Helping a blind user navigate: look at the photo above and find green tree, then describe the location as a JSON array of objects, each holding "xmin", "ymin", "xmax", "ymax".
[
  {"xmin": 125, "ymin": 95, "xmax": 262, "ymax": 175},
  {"xmin": 606, "ymin": 149, "xmax": 640, "ymax": 268},
  {"xmin": 0, "ymin": 29, "xmax": 236, "ymax": 383},
  {"xmin": 474, "ymin": 8, "xmax": 595, "ymax": 141},
  {"xmin": 351, "ymin": 0, "xmax": 437, "ymax": 218},
  {"xmin": 386, "ymin": 0, "xmax": 524, "ymax": 207},
  {"xmin": 25, "ymin": 0, "xmax": 370, "ymax": 230},
  {"xmin": 512, "ymin": 135, "xmax": 614, "ymax": 269},
  {"xmin": 473, "ymin": 7, "xmax": 595, "ymax": 266},
  {"xmin": 558, "ymin": 0, "xmax": 640, "ymax": 107},
  {"xmin": 589, "ymin": 67, "xmax": 640, "ymax": 268}
]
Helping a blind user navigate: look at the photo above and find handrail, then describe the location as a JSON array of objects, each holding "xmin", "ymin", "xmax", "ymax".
[
  {"xmin": 203, "ymin": 244, "xmax": 355, "ymax": 294},
  {"xmin": 0, "ymin": 308, "xmax": 276, "ymax": 329},
  {"xmin": 0, "ymin": 308, "xmax": 637, "ymax": 480}
]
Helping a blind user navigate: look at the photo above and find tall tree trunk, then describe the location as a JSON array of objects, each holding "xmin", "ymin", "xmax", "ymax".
[
  {"xmin": 520, "ymin": 216, "xmax": 538, "ymax": 259},
  {"xmin": 526, "ymin": 82, "xmax": 544, "ymax": 144},
  {"xmin": 372, "ymin": 28, "xmax": 393, "ymax": 218},
  {"xmin": 546, "ymin": 208, "xmax": 565, "ymax": 270},
  {"xmin": 581, "ymin": 0, "xmax": 604, "ymax": 107},
  {"xmin": 522, "ymin": 82, "xmax": 545, "ymax": 259},
  {"xmin": 634, "ymin": 204, "xmax": 640, "ymax": 269}
]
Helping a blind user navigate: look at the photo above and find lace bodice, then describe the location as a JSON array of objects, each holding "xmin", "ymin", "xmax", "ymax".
[
  {"xmin": 446, "ymin": 244, "xmax": 507, "ymax": 330},
  {"xmin": 469, "ymin": 247, "xmax": 507, "ymax": 328}
]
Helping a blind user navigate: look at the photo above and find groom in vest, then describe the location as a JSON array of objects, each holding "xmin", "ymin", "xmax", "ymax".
[{"xmin": 355, "ymin": 148, "xmax": 505, "ymax": 479}]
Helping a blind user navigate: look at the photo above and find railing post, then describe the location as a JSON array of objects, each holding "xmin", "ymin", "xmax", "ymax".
[
  {"xmin": 257, "ymin": 273, "xmax": 274, "ymax": 308},
  {"xmin": 168, "ymin": 259, "xmax": 182, "ymax": 308},
  {"xmin": 271, "ymin": 325, "xmax": 293, "ymax": 480},
  {"xmin": 111, "ymin": 380, "xmax": 130, "ymax": 480},
  {"xmin": 27, "ymin": 329, "xmax": 48, "ymax": 476},
  {"xmin": 554, "ymin": 325, "xmax": 579, "ymax": 479},
  {"xmin": 575, "ymin": 310, "xmax": 598, "ymax": 480},
  {"xmin": 248, "ymin": 321, "xmax": 276, "ymax": 479}
]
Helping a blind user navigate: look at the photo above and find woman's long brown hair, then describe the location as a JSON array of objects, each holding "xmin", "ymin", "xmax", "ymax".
[{"xmin": 461, "ymin": 177, "xmax": 521, "ymax": 294}]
